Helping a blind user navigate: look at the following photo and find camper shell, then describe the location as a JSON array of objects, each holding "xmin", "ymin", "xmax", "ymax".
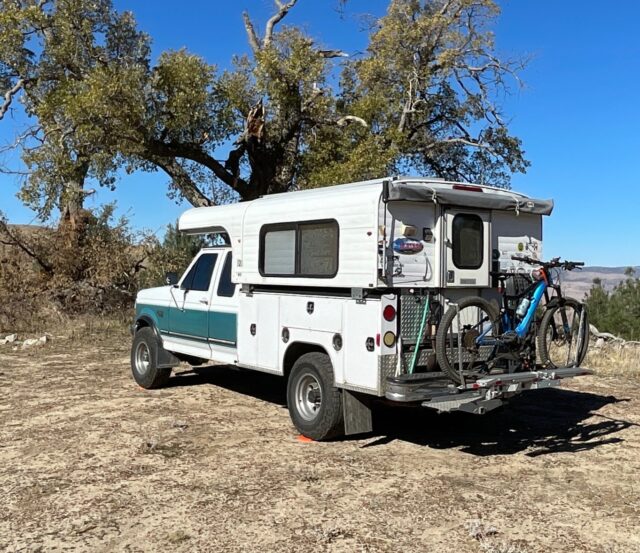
[{"xmin": 132, "ymin": 177, "xmax": 588, "ymax": 439}]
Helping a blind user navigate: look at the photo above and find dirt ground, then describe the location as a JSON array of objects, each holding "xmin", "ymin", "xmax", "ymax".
[{"xmin": 1, "ymin": 330, "xmax": 640, "ymax": 553}]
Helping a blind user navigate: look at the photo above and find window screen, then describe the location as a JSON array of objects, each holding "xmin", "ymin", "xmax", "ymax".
[
  {"xmin": 182, "ymin": 253, "xmax": 217, "ymax": 291},
  {"xmin": 452, "ymin": 214, "xmax": 484, "ymax": 270},
  {"xmin": 260, "ymin": 220, "xmax": 339, "ymax": 277},
  {"xmin": 217, "ymin": 253, "xmax": 236, "ymax": 297},
  {"xmin": 299, "ymin": 222, "xmax": 338, "ymax": 276}
]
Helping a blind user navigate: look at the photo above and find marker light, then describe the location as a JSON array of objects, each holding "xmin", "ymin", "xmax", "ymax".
[
  {"xmin": 383, "ymin": 331, "xmax": 396, "ymax": 347},
  {"xmin": 383, "ymin": 305, "xmax": 396, "ymax": 321},
  {"xmin": 452, "ymin": 183, "xmax": 484, "ymax": 193}
]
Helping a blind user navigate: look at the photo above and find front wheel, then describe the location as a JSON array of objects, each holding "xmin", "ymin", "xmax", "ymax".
[
  {"xmin": 286, "ymin": 352, "xmax": 344, "ymax": 441},
  {"xmin": 131, "ymin": 327, "xmax": 172, "ymax": 389},
  {"xmin": 537, "ymin": 298, "xmax": 589, "ymax": 368},
  {"xmin": 435, "ymin": 297, "xmax": 500, "ymax": 384}
]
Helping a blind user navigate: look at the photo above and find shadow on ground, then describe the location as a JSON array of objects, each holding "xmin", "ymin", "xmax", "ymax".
[{"xmin": 169, "ymin": 364, "xmax": 632, "ymax": 457}]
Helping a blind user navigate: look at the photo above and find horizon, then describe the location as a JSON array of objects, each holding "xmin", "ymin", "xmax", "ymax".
[{"xmin": 1, "ymin": 0, "xmax": 639, "ymax": 266}]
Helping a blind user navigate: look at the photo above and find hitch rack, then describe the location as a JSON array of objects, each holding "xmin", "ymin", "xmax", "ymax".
[{"xmin": 385, "ymin": 367, "xmax": 591, "ymax": 414}]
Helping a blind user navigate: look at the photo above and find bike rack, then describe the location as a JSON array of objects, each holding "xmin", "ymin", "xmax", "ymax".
[{"xmin": 454, "ymin": 303, "xmax": 466, "ymax": 386}]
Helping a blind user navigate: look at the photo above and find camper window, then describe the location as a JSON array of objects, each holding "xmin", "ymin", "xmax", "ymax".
[
  {"xmin": 260, "ymin": 220, "xmax": 339, "ymax": 278},
  {"xmin": 263, "ymin": 228, "xmax": 296, "ymax": 275},
  {"xmin": 452, "ymin": 214, "xmax": 483, "ymax": 270}
]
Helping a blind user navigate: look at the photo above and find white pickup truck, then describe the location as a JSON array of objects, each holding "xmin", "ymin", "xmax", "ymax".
[{"xmin": 131, "ymin": 177, "xmax": 589, "ymax": 440}]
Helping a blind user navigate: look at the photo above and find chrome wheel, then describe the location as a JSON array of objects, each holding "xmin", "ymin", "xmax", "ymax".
[
  {"xmin": 294, "ymin": 373, "xmax": 322, "ymax": 421},
  {"xmin": 134, "ymin": 341, "xmax": 151, "ymax": 375}
]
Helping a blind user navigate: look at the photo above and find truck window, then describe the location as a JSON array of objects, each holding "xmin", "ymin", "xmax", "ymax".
[
  {"xmin": 182, "ymin": 253, "xmax": 218, "ymax": 291},
  {"xmin": 452, "ymin": 214, "xmax": 483, "ymax": 270},
  {"xmin": 217, "ymin": 253, "xmax": 236, "ymax": 297},
  {"xmin": 260, "ymin": 220, "xmax": 339, "ymax": 278}
]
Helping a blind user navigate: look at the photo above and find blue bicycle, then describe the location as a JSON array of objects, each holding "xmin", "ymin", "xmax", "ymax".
[{"xmin": 435, "ymin": 255, "xmax": 590, "ymax": 384}]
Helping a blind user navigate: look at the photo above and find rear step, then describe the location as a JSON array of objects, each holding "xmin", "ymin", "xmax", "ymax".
[{"xmin": 385, "ymin": 367, "xmax": 592, "ymax": 414}]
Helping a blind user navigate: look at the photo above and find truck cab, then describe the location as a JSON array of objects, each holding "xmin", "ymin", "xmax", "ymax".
[{"xmin": 134, "ymin": 246, "xmax": 238, "ymax": 373}]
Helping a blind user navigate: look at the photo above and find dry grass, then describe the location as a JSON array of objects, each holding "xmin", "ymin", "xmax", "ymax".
[
  {"xmin": 3, "ymin": 332, "xmax": 640, "ymax": 552},
  {"xmin": 585, "ymin": 343, "xmax": 640, "ymax": 378}
]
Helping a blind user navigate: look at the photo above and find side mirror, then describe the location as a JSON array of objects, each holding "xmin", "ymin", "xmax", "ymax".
[{"xmin": 165, "ymin": 271, "xmax": 179, "ymax": 286}]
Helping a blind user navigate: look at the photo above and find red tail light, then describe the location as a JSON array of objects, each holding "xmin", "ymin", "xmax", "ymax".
[{"xmin": 383, "ymin": 305, "xmax": 396, "ymax": 321}]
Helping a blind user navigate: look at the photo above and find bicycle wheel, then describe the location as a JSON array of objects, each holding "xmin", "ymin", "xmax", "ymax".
[
  {"xmin": 435, "ymin": 297, "xmax": 500, "ymax": 384},
  {"xmin": 537, "ymin": 298, "xmax": 589, "ymax": 369}
]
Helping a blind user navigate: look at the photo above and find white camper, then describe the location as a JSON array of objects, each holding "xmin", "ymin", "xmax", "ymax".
[{"xmin": 131, "ymin": 177, "xmax": 589, "ymax": 440}]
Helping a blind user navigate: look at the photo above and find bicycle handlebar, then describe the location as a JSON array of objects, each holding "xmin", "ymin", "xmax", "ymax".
[{"xmin": 511, "ymin": 255, "xmax": 584, "ymax": 271}]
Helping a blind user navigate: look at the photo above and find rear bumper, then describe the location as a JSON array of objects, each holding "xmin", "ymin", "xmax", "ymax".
[{"xmin": 385, "ymin": 367, "xmax": 591, "ymax": 413}]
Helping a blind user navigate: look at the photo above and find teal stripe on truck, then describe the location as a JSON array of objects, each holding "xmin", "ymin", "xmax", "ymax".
[
  {"xmin": 209, "ymin": 311, "xmax": 237, "ymax": 345},
  {"xmin": 135, "ymin": 303, "xmax": 169, "ymax": 332}
]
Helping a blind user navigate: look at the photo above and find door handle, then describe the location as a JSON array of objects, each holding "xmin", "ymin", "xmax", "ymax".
[{"xmin": 199, "ymin": 299, "xmax": 209, "ymax": 305}]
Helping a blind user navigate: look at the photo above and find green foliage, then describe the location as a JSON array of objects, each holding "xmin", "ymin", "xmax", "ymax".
[
  {"xmin": 140, "ymin": 223, "xmax": 206, "ymax": 288},
  {"xmin": 585, "ymin": 269, "xmax": 640, "ymax": 341},
  {"xmin": 2, "ymin": 0, "xmax": 529, "ymax": 220},
  {"xmin": 331, "ymin": 0, "xmax": 529, "ymax": 187}
]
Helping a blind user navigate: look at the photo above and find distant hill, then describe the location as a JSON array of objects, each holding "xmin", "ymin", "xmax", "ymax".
[{"xmin": 559, "ymin": 266, "xmax": 640, "ymax": 299}]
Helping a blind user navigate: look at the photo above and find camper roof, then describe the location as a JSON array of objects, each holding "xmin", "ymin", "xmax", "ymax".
[{"xmin": 178, "ymin": 177, "xmax": 553, "ymax": 235}]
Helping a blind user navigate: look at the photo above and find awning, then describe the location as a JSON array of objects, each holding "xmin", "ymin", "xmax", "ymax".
[{"xmin": 387, "ymin": 181, "xmax": 554, "ymax": 215}]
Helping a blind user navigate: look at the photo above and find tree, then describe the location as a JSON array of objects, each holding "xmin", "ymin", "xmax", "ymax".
[
  {"xmin": 0, "ymin": 0, "xmax": 151, "ymax": 225},
  {"xmin": 585, "ymin": 269, "xmax": 640, "ymax": 341},
  {"xmin": 1, "ymin": 0, "xmax": 529, "ymax": 220},
  {"xmin": 304, "ymin": 0, "xmax": 529, "ymax": 187}
]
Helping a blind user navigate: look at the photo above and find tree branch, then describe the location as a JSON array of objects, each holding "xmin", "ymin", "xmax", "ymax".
[
  {"xmin": 318, "ymin": 49, "xmax": 349, "ymax": 59},
  {"xmin": 152, "ymin": 157, "xmax": 214, "ymax": 208},
  {"xmin": 147, "ymin": 139, "xmax": 252, "ymax": 199},
  {"xmin": 0, "ymin": 79, "xmax": 25, "ymax": 121},
  {"xmin": 336, "ymin": 115, "xmax": 368, "ymax": 128},
  {"xmin": 264, "ymin": 0, "xmax": 297, "ymax": 47},
  {"xmin": 242, "ymin": 12, "xmax": 260, "ymax": 53},
  {"xmin": 0, "ymin": 218, "xmax": 54, "ymax": 276}
]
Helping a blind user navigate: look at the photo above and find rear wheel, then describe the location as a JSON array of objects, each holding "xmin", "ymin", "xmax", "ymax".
[
  {"xmin": 537, "ymin": 298, "xmax": 589, "ymax": 368},
  {"xmin": 286, "ymin": 352, "xmax": 344, "ymax": 441},
  {"xmin": 435, "ymin": 297, "xmax": 500, "ymax": 384}
]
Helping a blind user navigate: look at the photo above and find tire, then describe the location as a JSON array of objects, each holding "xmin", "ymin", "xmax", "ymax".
[
  {"xmin": 435, "ymin": 297, "xmax": 500, "ymax": 384},
  {"xmin": 537, "ymin": 298, "xmax": 589, "ymax": 368},
  {"xmin": 131, "ymin": 327, "xmax": 172, "ymax": 389},
  {"xmin": 286, "ymin": 352, "xmax": 344, "ymax": 441}
]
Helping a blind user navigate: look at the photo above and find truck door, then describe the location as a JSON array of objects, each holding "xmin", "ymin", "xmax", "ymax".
[
  {"xmin": 169, "ymin": 252, "xmax": 218, "ymax": 353},
  {"xmin": 208, "ymin": 251, "xmax": 238, "ymax": 350},
  {"xmin": 444, "ymin": 210, "xmax": 490, "ymax": 287}
]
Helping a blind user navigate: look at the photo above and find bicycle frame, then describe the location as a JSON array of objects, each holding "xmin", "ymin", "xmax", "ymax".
[
  {"xmin": 477, "ymin": 273, "xmax": 550, "ymax": 346},
  {"xmin": 511, "ymin": 279, "xmax": 547, "ymax": 338}
]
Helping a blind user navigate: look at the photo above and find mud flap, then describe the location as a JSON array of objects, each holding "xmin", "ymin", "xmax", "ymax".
[
  {"xmin": 342, "ymin": 390, "xmax": 373, "ymax": 435},
  {"xmin": 157, "ymin": 345, "xmax": 181, "ymax": 369}
]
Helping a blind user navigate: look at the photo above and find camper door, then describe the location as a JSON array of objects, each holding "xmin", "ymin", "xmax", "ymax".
[{"xmin": 443, "ymin": 209, "xmax": 490, "ymax": 287}]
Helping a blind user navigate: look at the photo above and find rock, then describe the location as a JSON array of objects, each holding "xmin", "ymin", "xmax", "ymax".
[
  {"xmin": 21, "ymin": 336, "xmax": 48, "ymax": 349},
  {"xmin": 595, "ymin": 338, "xmax": 605, "ymax": 348}
]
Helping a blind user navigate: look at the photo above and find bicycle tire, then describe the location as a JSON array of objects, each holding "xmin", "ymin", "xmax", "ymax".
[
  {"xmin": 435, "ymin": 297, "xmax": 500, "ymax": 384},
  {"xmin": 537, "ymin": 297, "xmax": 589, "ymax": 368}
]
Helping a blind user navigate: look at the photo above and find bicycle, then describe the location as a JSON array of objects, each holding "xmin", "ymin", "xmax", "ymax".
[{"xmin": 435, "ymin": 255, "xmax": 590, "ymax": 384}]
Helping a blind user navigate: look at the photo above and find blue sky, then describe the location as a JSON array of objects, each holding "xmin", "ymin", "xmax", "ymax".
[{"xmin": 1, "ymin": 0, "xmax": 639, "ymax": 266}]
